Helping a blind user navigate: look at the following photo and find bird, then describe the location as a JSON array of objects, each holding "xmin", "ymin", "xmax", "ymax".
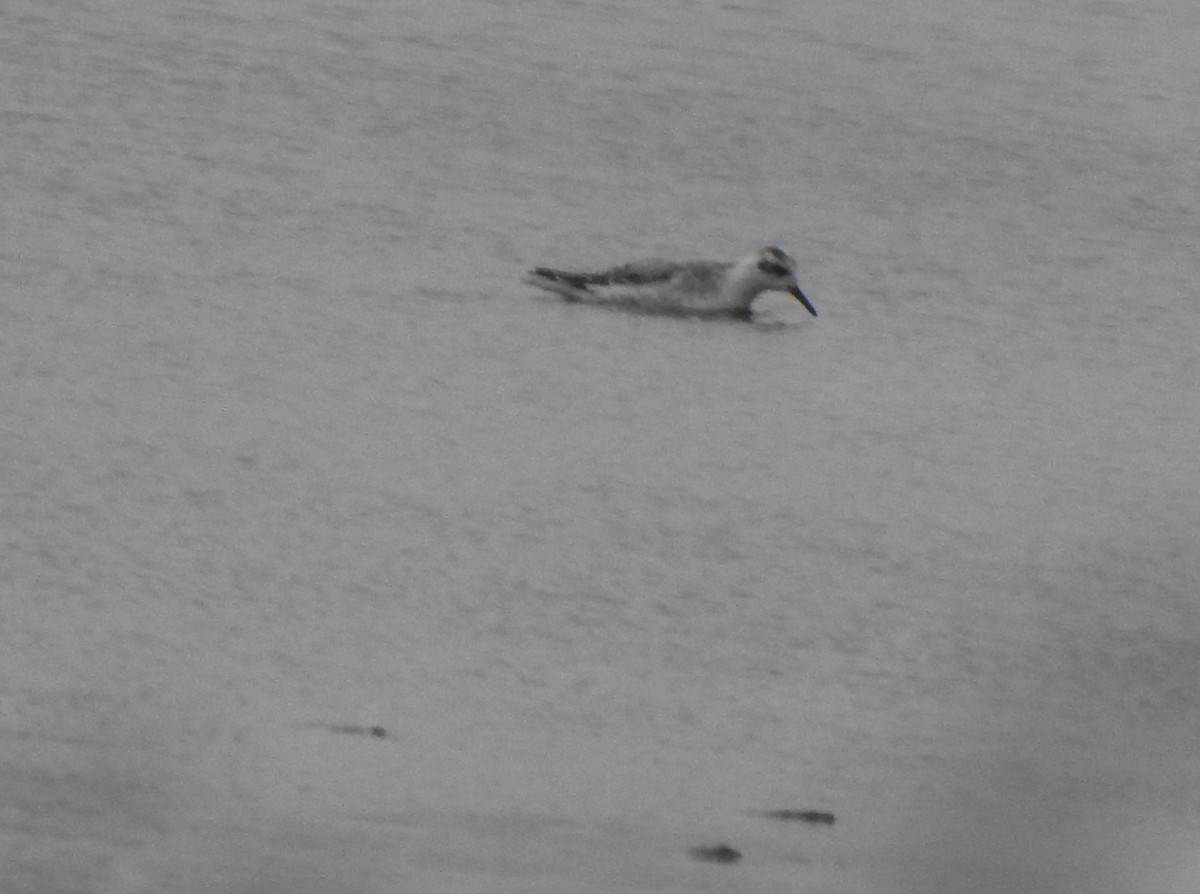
[{"xmin": 523, "ymin": 246, "xmax": 817, "ymax": 319}]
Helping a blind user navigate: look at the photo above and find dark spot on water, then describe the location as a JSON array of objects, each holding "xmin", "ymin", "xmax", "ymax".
[
  {"xmin": 756, "ymin": 808, "xmax": 836, "ymax": 825},
  {"xmin": 306, "ymin": 723, "xmax": 388, "ymax": 739},
  {"xmin": 688, "ymin": 843, "xmax": 743, "ymax": 864}
]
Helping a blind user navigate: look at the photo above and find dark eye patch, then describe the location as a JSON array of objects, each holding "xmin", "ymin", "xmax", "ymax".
[{"xmin": 758, "ymin": 260, "xmax": 790, "ymax": 277}]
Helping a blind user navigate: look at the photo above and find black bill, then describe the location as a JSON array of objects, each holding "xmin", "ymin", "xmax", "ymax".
[{"xmin": 789, "ymin": 284, "xmax": 818, "ymax": 317}]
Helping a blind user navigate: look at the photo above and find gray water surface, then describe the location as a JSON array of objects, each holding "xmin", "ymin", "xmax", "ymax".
[{"xmin": 3, "ymin": 0, "xmax": 1198, "ymax": 891}]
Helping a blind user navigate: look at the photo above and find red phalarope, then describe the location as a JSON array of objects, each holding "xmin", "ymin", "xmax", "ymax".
[{"xmin": 524, "ymin": 246, "xmax": 816, "ymax": 319}]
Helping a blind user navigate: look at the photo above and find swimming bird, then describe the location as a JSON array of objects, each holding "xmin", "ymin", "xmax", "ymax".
[{"xmin": 524, "ymin": 246, "xmax": 817, "ymax": 319}]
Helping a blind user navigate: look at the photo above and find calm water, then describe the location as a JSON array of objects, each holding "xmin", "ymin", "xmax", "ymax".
[{"xmin": 3, "ymin": 0, "xmax": 1198, "ymax": 891}]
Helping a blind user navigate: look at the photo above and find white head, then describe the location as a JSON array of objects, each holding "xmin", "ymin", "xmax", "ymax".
[{"xmin": 749, "ymin": 246, "xmax": 817, "ymax": 317}]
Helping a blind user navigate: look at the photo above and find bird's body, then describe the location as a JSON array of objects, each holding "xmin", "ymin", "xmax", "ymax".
[{"xmin": 524, "ymin": 246, "xmax": 817, "ymax": 319}]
